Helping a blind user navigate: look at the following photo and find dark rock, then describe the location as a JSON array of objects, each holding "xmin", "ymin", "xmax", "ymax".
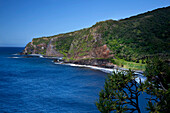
[{"xmin": 70, "ymin": 59, "xmax": 114, "ymax": 68}]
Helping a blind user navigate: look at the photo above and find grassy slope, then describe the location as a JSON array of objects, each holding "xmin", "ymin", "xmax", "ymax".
[
  {"xmin": 54, "ymin": 6, "xmax": 170, "ymax": 62},
  {"xmin": 26, "ymin": 6, "xmax": 170, "ymax": 70},
  {"xmin": 95, "ymin": 7, "xmax": 170, "ymax": 62},
  {"xmin": 112, "ymin": 58, "xmax": 146, "ymax": 70}
]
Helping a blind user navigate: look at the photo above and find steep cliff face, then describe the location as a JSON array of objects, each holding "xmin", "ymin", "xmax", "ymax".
[
  {"xmin": 23, "ymin": 37, "xmax": 50, "ymax": 55},
  {"xmin": 23, "ymin": 24, "xmax": 114, "ymax": 59},
  {"xmin": 46, "ymin": 37, "xmax": 64, "ymax": 57},
  {"xmin": 70, "ymin": 44, "xmax": 114, "ymax": 60},
  {"xmin": 66, "ymin": 26, "xmax": 114, "ymax": 60},
  {"xmin": 23, "ymin": 6, "xmax": 170, "ymax": 62}
]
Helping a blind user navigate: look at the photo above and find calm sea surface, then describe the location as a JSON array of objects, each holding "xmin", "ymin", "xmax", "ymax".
[{"xmin": 0, "ymin": 47, "xmax": 148, "ymax": 113}]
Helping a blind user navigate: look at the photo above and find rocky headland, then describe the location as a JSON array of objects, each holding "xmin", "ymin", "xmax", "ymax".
[{"xmin": 22, "ymin": 7, "xmax": 170, "ymax": 70}]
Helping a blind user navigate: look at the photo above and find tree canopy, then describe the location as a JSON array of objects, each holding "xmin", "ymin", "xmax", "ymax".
[{"xmin": 96, "ymin": 58, "xmax": 170, "ymax": 112}]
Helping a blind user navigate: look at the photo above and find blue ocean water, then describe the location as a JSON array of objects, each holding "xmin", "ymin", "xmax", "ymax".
[
  {"xmin": 0, "ymin": 47, "xmax": 106, "ymax": 113},
  {"xmin": 0, "ymin": 47, "xmax": 149, "ymax": 113}
]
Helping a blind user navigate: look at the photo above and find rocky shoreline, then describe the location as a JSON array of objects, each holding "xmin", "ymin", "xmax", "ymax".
[
  {"xmin": 54, "ymin": 58, "xmax": 116, "ymax": 69},
  {"xmin": 19, "ymin": 53, "xmax": 143, "ymax": 74},
  {"xmin": 53, "ymin": 57, "xmax": 144, "ymax": 74},
  {"xmin": 17, "ymin": 53, "xmax": 145, "ymax": 82}
]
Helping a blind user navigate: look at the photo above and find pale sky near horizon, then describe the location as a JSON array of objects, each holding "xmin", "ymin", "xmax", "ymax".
[{"xmin": 0, "ymin": 0, "xmax": 170, "ymax": 47}]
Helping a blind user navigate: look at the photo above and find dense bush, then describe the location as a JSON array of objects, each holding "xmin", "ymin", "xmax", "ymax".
[
  {"xmin": 96, "ymin": 57, "xmax": 170, "ymax": 112},
  {"xmin": 95, "ymin": 7, "xmax": 170, "ymax": 61}
]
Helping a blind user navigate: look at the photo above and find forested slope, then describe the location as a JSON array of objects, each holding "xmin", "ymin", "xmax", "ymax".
[{"xmin": 23, "ymin": 6, "xmax": 170, "ymax": 63}]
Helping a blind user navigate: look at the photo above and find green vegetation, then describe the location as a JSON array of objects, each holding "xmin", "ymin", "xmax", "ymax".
[
  {"xmin": 96, "ymin": 57, "xmax": 170, "ymax": 112},
  {"xmin": 112, "ymin": 58, "xmax": 146, "ymax": 70},
  {"xmin": 25, "ymin": 37, "xmax": 50, "ymax": 55},
  {"xmin": 67, "ymin": 28, "xmax": 100, "ymax": 57},
  {"xmin": 23, "ymin": 7, "xmax": 170, "ymax": 112},
  {"xmin": 25, "ymin": 6, "xmax": 170, "ymax": 69},
  {"xmin": 54, "ymin": 28, "xmax": 96, "ymax": 57},
  {"xmin": 142, "ymin": 57, "xmax": 170, "ymax": 112},
  {"xmin": 96, "ymin": 70, "xmax": 141, "ymax": 113},
  {"xmin": 63, "ymin": 7, "xmax": 168, "ymax": 62},
  {"xmin": 55, "ymin": 36, "xmax": 74, "ymax": 53},
  {"xmin": 95, "ymin": 7, "xmax": 170, "ymax": 61},
  {"xmin": 32, "ymin": 37, "xmax": 49, "ymax": 45},
  {"xmin": 78, "ymin": 52, "xmax": 88, "ymax": 57}
]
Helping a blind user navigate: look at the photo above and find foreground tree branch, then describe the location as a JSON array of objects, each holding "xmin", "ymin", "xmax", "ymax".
[{"xmin": 96, "ymin": 70, "xmax": 141, "ymax": 113}]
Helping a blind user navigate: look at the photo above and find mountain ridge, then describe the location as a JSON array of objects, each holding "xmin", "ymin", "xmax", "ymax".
[{"xmin": 23, "ymin": 6, "xmax": 170, "ymax": 69}]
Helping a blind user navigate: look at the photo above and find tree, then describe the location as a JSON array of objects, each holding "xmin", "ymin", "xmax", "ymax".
[
  {"xmin": 96, "ymin": 70, "xmax": 141, "ymax": 113},
  {"xmin": 96, "ymin": 57, "xmax": 170, "ymax": 113},
  {"xmin": 142, "ymin": 58, "xmax": 170, "ymax": 112}
]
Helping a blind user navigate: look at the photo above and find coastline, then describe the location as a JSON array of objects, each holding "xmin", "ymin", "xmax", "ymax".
[
  {"xmin": 18, "ymin": 54, "xmax": 146, "ymax": 83},
  {"xmin": 55, "ymin": 62, "xmax": 117, "ymax": 73},
  {"xmin": 54, "ymin": 62, "xmax": 146, "ymax": 83}
]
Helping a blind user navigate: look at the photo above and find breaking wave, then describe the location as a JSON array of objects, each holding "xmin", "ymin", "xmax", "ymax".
[
  {"xmin": 54, "ymin": 63, "xmax": 147, "ymax": 83},
  {"xmin": 12, "ymin": 53, "xmax": 19, "ymax": 55},
  {"xmin": 8, "ymin": 57, "xmax": 20, "ymax": 58}
]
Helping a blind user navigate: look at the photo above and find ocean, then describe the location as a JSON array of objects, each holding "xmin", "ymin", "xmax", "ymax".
[{"xmin": 0, "ymin": 47, "xmax": 148, "ymax": 113}]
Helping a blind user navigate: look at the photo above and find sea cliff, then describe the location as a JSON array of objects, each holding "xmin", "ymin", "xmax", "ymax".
[{"xmin": 23, "ymin": 7, "xmax": 170, "ymax": 70}]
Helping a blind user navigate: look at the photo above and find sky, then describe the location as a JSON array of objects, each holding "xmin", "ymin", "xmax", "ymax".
[{"xmin": 0, "ymin": 0, "xmax": 170, "ymax": 47}]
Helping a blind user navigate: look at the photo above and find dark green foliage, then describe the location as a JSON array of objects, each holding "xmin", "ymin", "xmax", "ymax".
[
  {"xmin": 142, "ymin": 58, "xmax": 170, "ymax": 112},
  {"xmin": 25, "ymin": 6, "xmax": 170, "ymax": 62},
  {"xmin": 112, "ymin": 58, "xmax": 146, "ymax": 70},
  {"xmin": 96, "ymin": 70, "xmax": 141, "ymax": 113},
  {"xmin": 24, "ymin": 42, "xmax": 35, "ymax": 54},
  {"xmin": 56, "ymin": 36, "xmax": 74, "ymax": 53},
  {"xmin": 27, "ymin": 37, "xmax": 50, "ymax": 54},
  {"xmin": 96, "ymin": 57, "xmax": 170, "ymax": 113},
  {"xmin": 54, "ymin": 28, "xmax": 97, "ymax": 57},
  {"xmin": 32, "ymin": 37, "xmax": 49, "ymax": 45},
  {"xmin": 95, "ymin": 6, "xmax": 170, "ymax": 61},
  {"xmin": 67, "ymin": 28, "xmax": 101, "ymax": 57}
]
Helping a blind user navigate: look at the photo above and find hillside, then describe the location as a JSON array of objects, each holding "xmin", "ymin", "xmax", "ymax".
[{"xmin": 23, "ymin": 6, "xmax": 170, "ymax": 68}]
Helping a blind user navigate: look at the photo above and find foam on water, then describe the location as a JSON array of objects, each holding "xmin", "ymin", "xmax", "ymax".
[
  {"xmin": 0, "ymin": 47, "xmax": 149, "ymax": 113},
  {"xmin": 29, "ymin": 54, "xmax": 43, "ymax": 58},
  {"xmin": 134, "ymin": 72, "xmax": 147, "ymax": 83},
  {"xmin": 8, "ymin": 57, "xmax": 20, "ymax": 58},
  {"xmin": 12, "ymin": 53, "xmax": 19, "ymax": 55},
  {"xmin": 17, "ymin": 53, "xmax": 146, "ymax": 83},
  {"xmin": 54, "ymin": 63, "xmax": 146, "ymax": 83}
]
